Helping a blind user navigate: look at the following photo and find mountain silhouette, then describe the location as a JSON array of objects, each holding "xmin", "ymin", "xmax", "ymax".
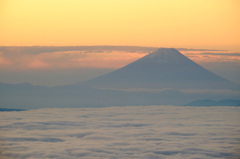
[
  {"xmin": 0, "ymin": 48, "xmax": 239, "ymax": 109},
  {"xmin": 83, "ymin": 48, "xmax": 236, "ymax": 89}
]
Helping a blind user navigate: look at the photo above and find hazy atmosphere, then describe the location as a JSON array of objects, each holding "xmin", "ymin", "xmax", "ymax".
[{"xmin": 1, "ymin": 0, "xmax": 240, "ymax": 159}]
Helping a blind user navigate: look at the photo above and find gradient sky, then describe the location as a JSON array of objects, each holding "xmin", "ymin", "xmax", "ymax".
[{"xmin": 1, "ymin": 0, "xmax": 240, "ymax": 51}]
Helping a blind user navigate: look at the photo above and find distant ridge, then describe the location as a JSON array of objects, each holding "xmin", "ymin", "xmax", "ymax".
[
  {"xmin": 83, "ymin": 48, "xmax": 236, "ymax": 89},
  {"xmin": 185, "ymin": 99, "xmax": 240, "ymax": 106},
  {"xmin": 0, "ymin": 108, "xmax": 26, "ymax": 112}
]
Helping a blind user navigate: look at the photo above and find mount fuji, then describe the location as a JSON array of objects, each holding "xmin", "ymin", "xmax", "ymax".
[
  {"xmin": 1, "ymin": 48, "xmax": 239, "ymax": 109},
  {"xmin": 83, "ymin": 48, "xmax": 236, "ymax": 90}
]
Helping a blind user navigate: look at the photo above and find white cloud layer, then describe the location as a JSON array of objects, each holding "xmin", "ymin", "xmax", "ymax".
[{"xmin": 0, "ymin": 106, "xmax": 240, "ymax": 159}]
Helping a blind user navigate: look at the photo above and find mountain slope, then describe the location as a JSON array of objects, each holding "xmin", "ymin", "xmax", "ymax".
[{"xmin": 83, "ymin": 48, "xmax": 236, "ymax": 89}]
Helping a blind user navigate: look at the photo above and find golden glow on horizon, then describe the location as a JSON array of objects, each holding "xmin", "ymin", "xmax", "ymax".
[
  {"xmin": 0, "ymin": 49, "xmax": 239, "ymax": 70},
  {"xmin": 0, "ymin": 50, "xmax": 148, "ymax": 70},
  {"xmin": 0, "ymin": 0, "xmax": 240, "ymax": 50}
]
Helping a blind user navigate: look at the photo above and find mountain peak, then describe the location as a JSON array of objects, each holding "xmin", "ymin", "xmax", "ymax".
[
  {"xmin": 139, "ymin": 48, "xmax": 189, "ymax": 64},
  {"xmin": 145, "ymin": 48, "xmax": 179, "ymax": 57},
  {"xmin": 148, "ymin": 48, "xmax": 179, "ymax": 55}
]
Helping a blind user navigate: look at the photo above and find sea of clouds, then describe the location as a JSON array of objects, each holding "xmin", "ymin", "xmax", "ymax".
[{"xmin": 0, "ymin": 105, "xmax": 240, "ymax": 159}]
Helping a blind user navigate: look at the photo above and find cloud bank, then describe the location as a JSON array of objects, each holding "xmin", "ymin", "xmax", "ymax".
[
  {"xmin": 0, "ymin": 46, "xmax": 239, "ymax": 70},
  {"xmin": 0, "ymin": 106, "xmax": 240, "ymax": 159}
]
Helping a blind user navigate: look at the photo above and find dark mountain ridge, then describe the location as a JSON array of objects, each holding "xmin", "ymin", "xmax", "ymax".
[{"xmin": 185, "ymin": 99, "xmax": 240, "ymax": 106}]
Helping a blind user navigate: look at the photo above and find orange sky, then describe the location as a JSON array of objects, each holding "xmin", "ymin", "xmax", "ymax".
[{"xmin": 0, "ymin": 0, "xmax": 240, "ymax": 51}]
